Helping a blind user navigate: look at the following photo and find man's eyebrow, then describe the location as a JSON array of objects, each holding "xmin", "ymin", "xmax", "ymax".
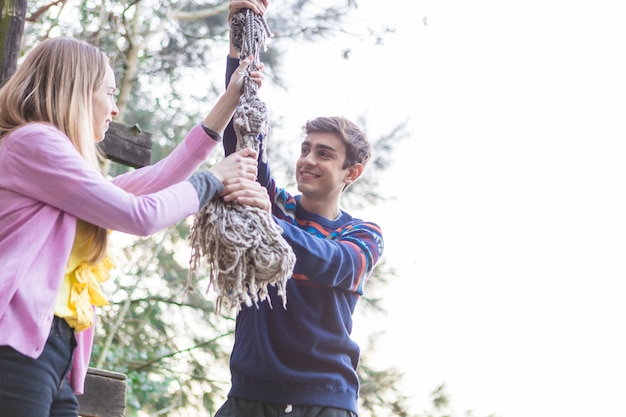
[
  {"xmin": 301, "ymin": 141, "xmax": 338, "ymax": 153},
  {"xmin": 314, "ymin": 143, "xmax": 338, "ymax": 153}
]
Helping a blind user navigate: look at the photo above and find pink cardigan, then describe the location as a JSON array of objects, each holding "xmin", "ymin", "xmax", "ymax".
[{"xmin": 0, "ymin": 122, "xmax": 218, "ymax": 393}]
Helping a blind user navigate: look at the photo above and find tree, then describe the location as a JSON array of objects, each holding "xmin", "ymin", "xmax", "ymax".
[
  {"xmin": 0, "ymin": 0, "xmax": 27, "ymax": 85},
  {"xmin": 16, "ymin": 1, "xmax": 418, "ymax": 416}
]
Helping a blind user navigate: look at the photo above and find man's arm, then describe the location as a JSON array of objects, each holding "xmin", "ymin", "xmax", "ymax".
[
  {"xmin": 276, "ymin": 217, "xmax": 385, "ymax": 294},
  {"xmin": 223, "ymin": 56, "xmax": 241, "ymax": 157},
  {"xmin": 223, "ymin": 0, "xmax": 268, "ymax": 156},
  {"xmin": 223, "ymin": 13, "xmax": 271, "ymax": 186}
]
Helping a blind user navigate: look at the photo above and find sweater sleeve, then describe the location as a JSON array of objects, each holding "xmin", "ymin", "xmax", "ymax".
[
  {"xmin": 275, "ymin": 217, "xmax": 384, "ymax": 294},
  {"xmin": 111, "ymin": 124, "xmax": 220, "ymax": 195},
  {"xmin": 187, "ymin": 170, "xmax": 224, "ymax": 208},
  {"xmin": 224, "ymin": 56, "xmax": 272, "ymax": 188},
  {"xmin": 223, "ymin": 56, "xmax": 241, "ymax": 157},
  {"xmin": 0, "ymin": 123, "xmax": 200, "ymax": 236}
]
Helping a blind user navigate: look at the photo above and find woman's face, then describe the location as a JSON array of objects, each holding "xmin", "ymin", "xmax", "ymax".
[{"xmin": 92, "ymin": 65, "xmax": 119, "ymax": 142}]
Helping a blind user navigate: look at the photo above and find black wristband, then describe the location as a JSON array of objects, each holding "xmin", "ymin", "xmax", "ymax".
[{"xmin": 200, "ymin": 121, "xmax": 222, "ymax": 142}]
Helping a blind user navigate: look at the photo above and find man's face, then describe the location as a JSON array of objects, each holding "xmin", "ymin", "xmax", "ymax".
[{"xmin": 296, "ymin": 131, "xmax": 351, "ymax": 204}]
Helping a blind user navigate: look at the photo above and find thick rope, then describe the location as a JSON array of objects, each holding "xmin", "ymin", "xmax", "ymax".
[
  {"xmin": 187, "ymin": 10, "xmax": 295, "ymax": 314},
  {"xmin": 231, "ymin": 8, "xmax": 271, "ymax": 160}
]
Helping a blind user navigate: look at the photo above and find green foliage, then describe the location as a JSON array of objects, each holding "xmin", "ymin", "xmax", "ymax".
[
  {"xmin": 358, "ymin": 339, "xmax": 415, "ymax": 417},
  {"xmin": 93, "ymin": 226, "xmax": 237, "ymax": 415},
  {"xmin": 343, "ymin": 116, "xmax": 411, "ymax": 209},
  {"xmin": 17, "ymin": 1, "xmax": 452, "ymax": 416},
  {"xmin": 418, "ymin": 383, "xmax": 501, "ymax": 417}
]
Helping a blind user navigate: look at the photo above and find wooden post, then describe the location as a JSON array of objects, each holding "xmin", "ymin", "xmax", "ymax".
[{"xmin": 77, "ymin": 368, "xmax": 128, "ymax": 417}]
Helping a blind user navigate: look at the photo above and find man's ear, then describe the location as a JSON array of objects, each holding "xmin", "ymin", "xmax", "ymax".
[{"xmin": 344, "ymin": 163, "xmax": 364, "ymax": 187}]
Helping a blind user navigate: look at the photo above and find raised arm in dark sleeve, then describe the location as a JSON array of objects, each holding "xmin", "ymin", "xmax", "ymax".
[
  {"xmin": 223, "ymin": 55, "xmax": 271, "ymax": 187},
  {"xmin": 223, "ymin": 56, "xmax": 241, "ymax": 157}
]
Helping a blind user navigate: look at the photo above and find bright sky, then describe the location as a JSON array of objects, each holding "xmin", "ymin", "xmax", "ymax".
[{"xmin": 263, "ymin": 1, "xmax": 626, "ymax": 417}]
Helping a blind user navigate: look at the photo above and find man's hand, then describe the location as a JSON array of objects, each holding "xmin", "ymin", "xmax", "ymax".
[
  {"xmin": 228, "ymin": 0, "xmax": 269, "ymax": 58},
  {"xmin": 228, "ymin": 0, "xmax": 268, "ymax": 22},
  {"xmin": 221, "ymin": 177, "xmax": 271, "ymax": 213}
]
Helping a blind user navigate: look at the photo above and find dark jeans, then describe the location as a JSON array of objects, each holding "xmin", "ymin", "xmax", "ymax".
[
  {"xmin": 0, "ymin": 316, "xmax": 78, "ymax": 417},
  {"xmin": 215, "ymin": 397, "xmax": 358, "ymax": 417}
]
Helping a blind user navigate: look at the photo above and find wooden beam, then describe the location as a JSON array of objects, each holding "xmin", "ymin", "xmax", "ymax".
[{"xmin": 99, "ymin": 121, "xmax": 153, "ymax": 168}]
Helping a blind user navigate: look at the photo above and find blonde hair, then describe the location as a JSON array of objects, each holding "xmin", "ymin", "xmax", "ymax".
[{"xmin": 0, "ymin": 37, "xmax": 110, "ymax": 262}]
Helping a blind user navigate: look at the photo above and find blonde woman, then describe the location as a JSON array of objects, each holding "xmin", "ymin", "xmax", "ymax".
[{"xmin": 0, "ymin": 37, "xmax": 268, "ymax": 417}]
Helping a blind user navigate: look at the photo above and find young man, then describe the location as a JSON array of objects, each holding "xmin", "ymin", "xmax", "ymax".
[{"xmin": 214, "ymin": 2, "xmax": 385, "ymax": 416}]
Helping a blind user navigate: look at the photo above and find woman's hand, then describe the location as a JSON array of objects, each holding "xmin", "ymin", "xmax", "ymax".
[
  {"xmin": 209, "ymin": 147, "xmax": 258, "ymax": 183},
  {"xmin": 226, "ymin": 55, "xmax": 265, "ymax": 95}
]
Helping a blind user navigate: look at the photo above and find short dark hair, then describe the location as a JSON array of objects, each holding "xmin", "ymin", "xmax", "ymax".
[{"xmin": 303, "ymin": 116, "xmax": 371, "ymax": 169}]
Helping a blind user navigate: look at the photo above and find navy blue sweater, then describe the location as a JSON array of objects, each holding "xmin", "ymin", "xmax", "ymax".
[{"xmin": 223, "ymin": 56, "xmax": 384, "ymax": 414}]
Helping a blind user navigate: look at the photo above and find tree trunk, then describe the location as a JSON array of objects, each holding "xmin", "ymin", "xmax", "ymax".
[{"xmin": 0, "ymin": 0, "xmax": 27, "ymax": 87}]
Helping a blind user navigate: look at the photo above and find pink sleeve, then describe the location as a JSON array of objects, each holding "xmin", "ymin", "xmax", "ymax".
[
  {"xmin": 111, "ymin": 124, "xmax": 220, "ymax": 195},
  {"xmin": 2, "ymin": 124, "xmax": 210, "ymax": 236}
]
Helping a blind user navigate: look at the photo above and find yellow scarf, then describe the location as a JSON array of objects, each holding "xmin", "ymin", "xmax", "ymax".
[{"xmin": 55, "ymin": 220, "xmax": 115, "ymax": 332}]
